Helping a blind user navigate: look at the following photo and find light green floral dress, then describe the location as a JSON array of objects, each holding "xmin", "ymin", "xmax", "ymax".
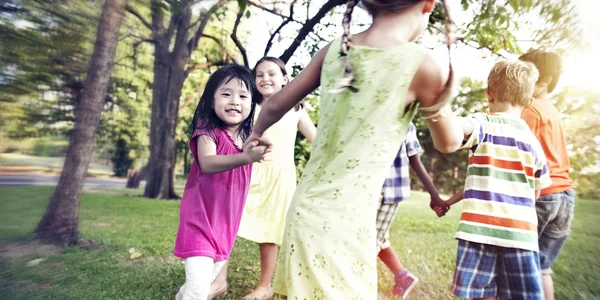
[{"xmin": 272, "ymin": 38, "xmax": 427, "ymax": 299}]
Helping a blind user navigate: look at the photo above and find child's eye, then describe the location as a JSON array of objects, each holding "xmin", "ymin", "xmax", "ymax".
[{"xmin": 222, "ymin": 93, "xmax": 231, "ymax": 97}]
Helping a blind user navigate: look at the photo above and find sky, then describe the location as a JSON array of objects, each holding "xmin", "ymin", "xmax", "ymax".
[{"xmin": 244, "ymin": 0, "xmax": 600, "ymax": 93}]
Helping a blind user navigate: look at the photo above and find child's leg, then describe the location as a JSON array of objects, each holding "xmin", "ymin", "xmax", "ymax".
[
  {"xmin": 244, "ymin": 243, "xmax": 276, "ymax": 299},
  {"xmin": 176, "ymin": 256, "xmax": 223, "ymax": 300},
  {"xmin": 209, "ymin": 260, "xmax": 228, "ymax": 296},
  {"xmin": 378, "ymin": 246, "xmax": 404, "ymax": 275}
]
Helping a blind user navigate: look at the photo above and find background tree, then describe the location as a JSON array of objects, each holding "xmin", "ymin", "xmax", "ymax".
[{"xmin": 32, "ymin": 0, "xmax": 129, "ymax": 246}]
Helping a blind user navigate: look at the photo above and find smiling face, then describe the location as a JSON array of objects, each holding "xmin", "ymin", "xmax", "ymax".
[
  {"xmin": 254, "ymin": 61, "xmax": 288, "ymax": 99},
  {"xmin": 213, "ymin": 77, "xmax": 252, "ymax": 133}
]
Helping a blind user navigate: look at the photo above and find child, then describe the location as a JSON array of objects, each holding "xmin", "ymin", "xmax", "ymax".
[
  {"xmin": 519, "ymin": 49, "xmax": 574, "ymax": 300},
  {"xmin": 244, "ymin": 0, "xmax": 464, "ymax": 297},
  {"xmin": 173, "ymin": 65, "xmax": 268, "ymax": 300},
  {"xmin": 376, "ymin": 121, "xmax": 448, "ymax": 299},
  {"xmin": 212, "ymin": 57, "xmax": 317, "ymax": 300},
  {"xmin": 443, "ymin": 60, "xmax": 552, "ymax": 300}
]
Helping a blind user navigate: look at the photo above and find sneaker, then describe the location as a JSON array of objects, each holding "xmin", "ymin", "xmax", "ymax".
[{"xmin": 393, "ymin": 271, "xmax": 419, "ymax": 299}]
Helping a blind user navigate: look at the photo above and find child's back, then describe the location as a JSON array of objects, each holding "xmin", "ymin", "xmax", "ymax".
[
  {"xmin": 457, "ymin": 113, "xmax": 549, "ymax": 251},
  {"xmin": 271, "ymin": 39, "xmax": 428, "ymax": 299}
]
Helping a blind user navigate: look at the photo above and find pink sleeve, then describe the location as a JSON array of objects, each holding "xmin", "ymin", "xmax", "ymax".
[{"xmin": 189, "ymin": 127, "xmax": 220, "ymax": 162}]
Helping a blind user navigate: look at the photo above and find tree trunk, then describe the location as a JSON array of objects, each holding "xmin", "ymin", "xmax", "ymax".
[
  {"xmin": 143, "ymin": 2, "xmax": 192, "ymax": 199},
  {"xmin": 33, "ymin": 0, "xmax": 127, "ymax": 246}
]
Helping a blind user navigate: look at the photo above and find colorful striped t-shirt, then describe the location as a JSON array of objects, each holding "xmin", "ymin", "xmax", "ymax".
[{"xmin": 456, "ymin": 113, "xmax": 552, "ymax": 252}]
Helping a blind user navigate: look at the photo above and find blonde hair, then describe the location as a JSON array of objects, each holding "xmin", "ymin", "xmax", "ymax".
[{"xmin": 487, "ymin": 60, "xmax": 539, "ymax": 107}]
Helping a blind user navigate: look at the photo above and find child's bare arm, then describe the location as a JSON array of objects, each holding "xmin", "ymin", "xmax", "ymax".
[
  {"xmin": 446, "ymin": 190, "xmax": 464, "ymax": 207},
  {"xmin": 412, "ymin": 52, "xmax": 475, "ymax": 153},
  {"xmin": 196, "ymin": 136, "xmax": 265, "ymax": 174},
  {"xmin": 253, "ymin": 44, "xmax": 330, "ymax": 137},
  {"xmin": 297, "ymin": 110, "xmax": 317, "ymax": 144}
]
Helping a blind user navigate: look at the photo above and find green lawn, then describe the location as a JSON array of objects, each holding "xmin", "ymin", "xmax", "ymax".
[{"xmin": 0, "ymin": 186, "xmax": 598, "ymax": 299}]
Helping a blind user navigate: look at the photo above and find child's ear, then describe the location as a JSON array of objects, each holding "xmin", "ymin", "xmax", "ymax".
[
  {"xmin": 423, "ymin": 0, "xmax": 435, "ymax": 14},
  {"xmin": 540, "ymin": 76, "xmax": 552, "ymax": 87},
  {"xmin": 485, "ymin": 90, "xmax": 494, "ymax": 103},
  {"xmin": 283, "ymin": 75, "xmax": 290, "ymax": 85}
]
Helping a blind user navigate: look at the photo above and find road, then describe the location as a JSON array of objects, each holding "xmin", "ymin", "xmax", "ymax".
[{"xmin": 0, "ymin": 174, "xmax": 129, "ymax": 190}]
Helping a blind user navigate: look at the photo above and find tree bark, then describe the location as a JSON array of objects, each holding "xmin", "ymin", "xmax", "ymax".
[
  {"xmin": 33, "ymin": 0, "xmax": 128, "ymax": 246},
  {"xmin": 143, "ymin": 0, "xmax": 218, "ymax": 199}
]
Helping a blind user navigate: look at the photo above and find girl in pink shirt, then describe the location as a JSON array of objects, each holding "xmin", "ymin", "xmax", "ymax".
[{"xmin": 174, "ymin": 65, "xmax": 267, "ymax": 300}]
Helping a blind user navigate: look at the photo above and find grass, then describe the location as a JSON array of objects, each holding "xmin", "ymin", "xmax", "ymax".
[{"xmin": 0, "ymin": 186, "xmax": 598, "ymax": 299}]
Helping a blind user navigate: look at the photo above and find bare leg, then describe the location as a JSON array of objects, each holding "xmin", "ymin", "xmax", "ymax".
[
  {"xmin": 208, "ymin": 260, "xmax": 228, "ymax": 298},
  {"xmin": 244, "ymin": 243, "xmax": 277, "ymax": 299},
  {"xmin": 378, "ymin": 246, "xmax": 405, "ymax": 275},
  {"xmin": 542, "ymin": 274, "xmax": 554, "ymax": 300}
]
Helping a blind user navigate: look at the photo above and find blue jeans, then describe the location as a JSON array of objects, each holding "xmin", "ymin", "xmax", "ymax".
[{"xmin": 536, "ymin": 189, "xmax": 575, "ymax": 274}]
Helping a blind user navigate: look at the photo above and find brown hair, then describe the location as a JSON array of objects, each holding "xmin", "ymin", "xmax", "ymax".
[
  {"xmin": 333, "ymin": 0, "xmax": 455, "ymax": 106},
  {"xmin": 518, "ymin": 49, "xmax": 562, "ymax": 93},
  {"xmin": 253, "ymin": 56, "xmax": 303, "ymax": 110}
]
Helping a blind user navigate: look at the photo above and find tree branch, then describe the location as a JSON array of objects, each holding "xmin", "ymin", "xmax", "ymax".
[
  {"xmin": 247, "ymin": 0, "xmax": 304, "ymax": 25},
  {"xmin": 187, "ymin": 2, "xmax": 221, "ymax": 55},
  {"xmin": 456, "ymin": 38, "xmax": 507, "ymax": 58},
  {"xmin": 184, "ymin": 61, "xmax": 226, "ymax": 81},
  {"xmin": 264, "ymin": 0, "xmax": 297, "ymax": 56},
  {"xmin": 125, "ymin": 5, "xmax": 152, "ymax": 31},
  {"xmin": 200, "ymin": 34, "xmax": 239, "ymax": 65},
  {"xmin": 230, "ymin": 10, "xmax": 249, "ymax": 67},
  {"xmin": 279, "ymin": 0, "xmax": 346, "ymax": 63}
]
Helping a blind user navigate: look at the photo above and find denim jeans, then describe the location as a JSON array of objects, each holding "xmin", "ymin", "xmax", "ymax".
[{"xmin": 536, "ymin": 189, "xmax": 575, "ymax": 274}]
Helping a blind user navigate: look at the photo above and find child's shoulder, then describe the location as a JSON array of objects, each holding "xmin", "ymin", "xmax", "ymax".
[{"xmin": 191, "ymin": 125, "xmax": 224, "ymax": 143}]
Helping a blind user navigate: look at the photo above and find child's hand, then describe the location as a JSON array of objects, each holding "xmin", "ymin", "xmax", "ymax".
[
  {"xmin": 243, "ymin": 141, "xmax": 268, "ymax": 163},
  {"xmin": 430, "ymin": 195, "xmax": 449, "ymax": 217},
  {"xmin": 245, "ymin": 132, "xmax": 273, "ymax": 154}
]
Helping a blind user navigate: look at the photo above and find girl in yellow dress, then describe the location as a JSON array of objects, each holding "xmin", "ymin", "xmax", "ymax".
[
  {"xmin": 245, "ymin": 0, "xmax": 462, "ymax": 298},
  {"xmin": 211, "ymin": 57, "xmax": 316, "ymax": 300}
]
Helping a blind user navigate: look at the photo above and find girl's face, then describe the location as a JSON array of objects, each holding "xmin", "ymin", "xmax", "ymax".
[
  {"xmin": 213, "ymin": 78, "xmax": 252, "ymax": 132},
  {"xmin": 255, "ymin": 61, "xmax": 288, "ymax": 98}
]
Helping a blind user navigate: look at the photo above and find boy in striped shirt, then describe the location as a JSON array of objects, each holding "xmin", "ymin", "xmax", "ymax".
[{"xmin": 444, "ymin": 60, "xmax": 552, "ymax": 300}]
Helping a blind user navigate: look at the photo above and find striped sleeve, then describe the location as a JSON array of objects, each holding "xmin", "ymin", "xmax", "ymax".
[{"xmin": 461, "ymin": 113, "xmax": 485, "ymax": 150}]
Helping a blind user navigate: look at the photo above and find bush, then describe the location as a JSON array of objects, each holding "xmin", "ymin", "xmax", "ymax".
[{"xmin": 31, "ymin": 136, "xmax": 68, "ymax": 156}]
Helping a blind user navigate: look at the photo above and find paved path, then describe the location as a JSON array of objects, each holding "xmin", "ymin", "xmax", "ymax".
[{"xmin": 0, "ymin": 174, "xmax": 130, "ymax": 189}]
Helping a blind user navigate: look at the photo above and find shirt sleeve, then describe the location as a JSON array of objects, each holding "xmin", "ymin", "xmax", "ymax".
[
  {"xmin": 189, "ymin": 126, "xmax": 220, "ymax": 162},
  {"xmin": 461, "ymin": 113, "xmax": 485, "ymax": 150},
  {"xmin": 521, "ymin": 106, "xmax": 542, "ymax": 136},
  {"xmin": 534, "ymin": 146, "xmax": 553, "ymax": 190},
  {"xmin": 404, "ymin": 122, "xmax": 422, "ymax": 157}
]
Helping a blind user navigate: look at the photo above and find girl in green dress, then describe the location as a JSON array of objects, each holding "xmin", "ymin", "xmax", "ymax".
[{"xmin": 245, "ymin": 0, "xmax": 462, "ymax": 298}]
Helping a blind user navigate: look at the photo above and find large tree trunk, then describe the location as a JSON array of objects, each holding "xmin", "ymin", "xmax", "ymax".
[
  {"xmin": 143, "ymin": 1, "xmax": 192, "ymax": 199},
  {"xmin": 33, "ymin": 0, "xmax": 127, "ymax": 246}
]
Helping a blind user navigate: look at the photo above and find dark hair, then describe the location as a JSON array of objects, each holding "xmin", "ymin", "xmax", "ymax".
[
  {"xmin": 518, "ymin": 49, "xmax": 562, "ymax": 93},
  {"xmin": 333, "ymin": 0, "xmax": 455, "ymax": 95},
  {"xmin": 186, "ymin": 64, "xmax": 260, "ymax": 142}
]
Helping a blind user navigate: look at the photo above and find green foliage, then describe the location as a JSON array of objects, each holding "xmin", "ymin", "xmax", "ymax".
[
  {"xmin": 453, "ymin": 0, "xmax": 581, "ymax": 55},
  {"xmin": 551, "ymin": 87, "xmax": 600, "ymax": 199},
  {"xmin": 0, "ymin": 0, "xmax": 100, "ymax": 137}
]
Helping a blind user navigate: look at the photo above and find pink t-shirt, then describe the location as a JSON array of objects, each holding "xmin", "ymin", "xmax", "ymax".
[{"xmin": 173, "ymin": 127, "xmax": 252, "ymax": 260}]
